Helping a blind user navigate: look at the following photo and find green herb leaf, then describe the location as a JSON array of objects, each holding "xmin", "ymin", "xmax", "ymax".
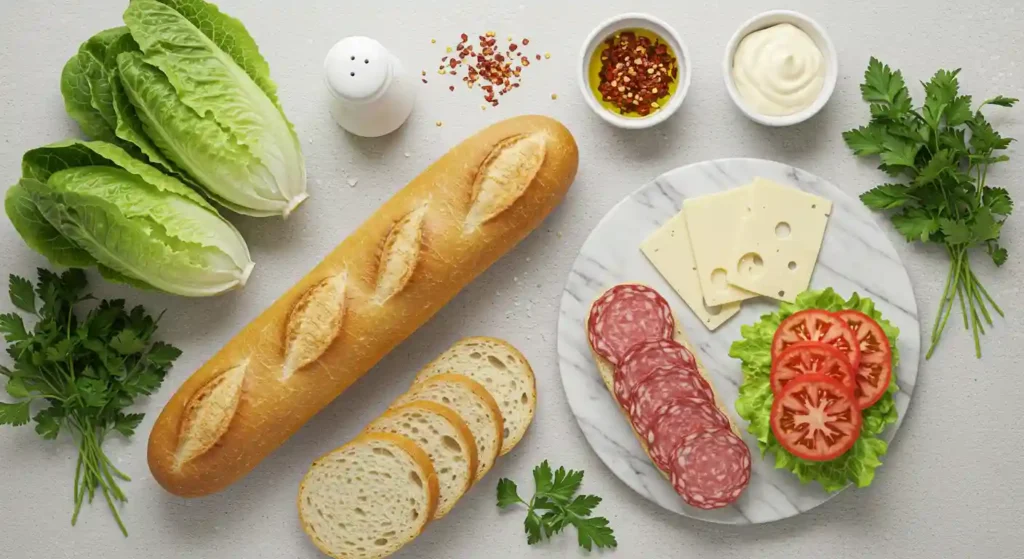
[
  {"xmin": 533, "ymin": 460, "xmax": 553, "ymax": 495},
  {"xmin": 9, "ymin": 275, "xmax": 36, "ymax": 314},
  {"xmin": 990, "ymin": 244, "xmax": 1008, "ymax": 266},
  {"xmin": 983, "ymin": 187, "xmax": 1013, "ymax": 216},
  {"xmin": 861, "ymin": 57, "xmax": 912, "ymax": 115},
  {"xmin": 524, "ymin": 510, "xmax": 543, "ymax": 545},
  {"xmin": 946, "ymin": 96, "xmax": 973, "ymax": 126},
  {"xmin": 110, "ymin": 329, "xmax": 147, "ymax": 356},
  {"xmin": 0, "ymin": 313, "xmax": 29, "ymax": 343},
  {"xmin": 146, "ymin": 341, "xmax": 182, "ymax": 365},
  {"xmin": 971, "ymin": 208, "xmax": 1001, "ymax": 242},
  {"xmin": 33, "ymin": 407, "xmax": 62, "ymax": 440},
  {"xmin": 6, "ymin": 376, "xmax": 30, "ymax": 399},
  {"xmin": 913, "ymin": 150, "xmax": 955, "ymax": 186},
  {"xmin": 860, "ymin": 184, "xmax": 915, "ymax": 210},
  {"xmin": 114, "ymin": 412, "xmax": 145, "ymax": 437},
  {"xmin": 572, "ymin": 516, "xmax": 617, "ymax": 551},
  {"xmin": 842, "ymin": 124, "xmax": 888, "ymax": 156},
  {"xmin": 980, "ymin": 95, "xmax": 1019, "ymax": 108},
  {"xmin": 879, "ymin": 136, "xmax": 921, "ymax": 170},
  {"xmin": 892, "ymin": 208, "xmax": 939, "ymax": 242},
  {"xmin": 0, "ymin": 401, "xmax": 31, "ymax": 426},
  {"xmin": 496, "ymin": 478, "xmax": 522, "ymax": 508},
  {"xmin": 939, "ymin": 218, "xmax": 974, "ymax": 245},
  {"xmin": 499, "ymin": 462, "xmax": 615, "ymax": 550}
]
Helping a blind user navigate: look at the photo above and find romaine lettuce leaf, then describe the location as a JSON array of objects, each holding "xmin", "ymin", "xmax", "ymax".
[
  {"xmin": 13, "ymin": 141, "xmax": 253, "ymax": 297},
  {"xmin": 122, "ymin": 0, "xmax": 306, "ymax": 217},
  {"xmin": 730, "ymin": 288, "xmax": 901, "ymax": 492},
  {"xmin": 5, "ymin": 182, "xmax": 97, "ymax": 268}
]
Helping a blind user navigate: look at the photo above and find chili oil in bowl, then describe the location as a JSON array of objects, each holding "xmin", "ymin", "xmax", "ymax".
[{"xmin": 579, "ymin": 13, "xmax": 691, "ymax": 129}]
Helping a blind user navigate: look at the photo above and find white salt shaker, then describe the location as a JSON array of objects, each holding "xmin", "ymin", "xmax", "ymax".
[{"xmin": 324, "ymin": 37, "xmax": 417, "ymax": 137}]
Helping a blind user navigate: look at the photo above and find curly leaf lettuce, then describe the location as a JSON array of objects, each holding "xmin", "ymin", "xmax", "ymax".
[{"xmin": 730, "ymin": 288, "xmax": 900, "ymax": 492}]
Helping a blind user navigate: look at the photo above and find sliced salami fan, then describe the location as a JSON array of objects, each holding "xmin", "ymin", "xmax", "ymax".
[
  {"xmin": 587, "ymin": 284, "xmax": 674, "ymax": 365},
  {"xmin": 646, "ymin": 400, "xmax": 729, "ymax": 471},
  {"xmin": 613, "ymin": 339, "xmax": 698, "ymax": 405},
  {"xmin": 669, "ymin": 428, "xmax": 751, "ymax": 510},
  {"xmin": 628, "ymin": 366, "xmax": 715, "ymax": 433}
]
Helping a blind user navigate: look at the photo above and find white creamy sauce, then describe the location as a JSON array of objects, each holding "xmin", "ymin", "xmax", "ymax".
[{"xmin": 732, "ymin": 23, "xmax": 825, "ymax": 116}]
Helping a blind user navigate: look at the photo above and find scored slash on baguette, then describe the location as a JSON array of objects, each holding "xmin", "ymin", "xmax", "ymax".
[
  {"xmin": 298, "ymin": 432, "xmax": 439, "ymax": 559},
  {"xmin": 393, "ymin": 373, "xmax": 504, "ymax": 483},
  {"xmin": 415, "ymin": 337, "xmax": 537, "ymax": 455}
]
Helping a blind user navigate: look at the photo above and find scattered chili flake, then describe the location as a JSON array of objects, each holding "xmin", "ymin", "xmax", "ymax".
[
  {"xmin": 551, "ymin": 93, "xmax": 558, "ymax": 100},
  {"xmin": 427, "ymin": 32, "xmax": 545, "ymax": 106},
  {"xmin": 595, "ymin": 31, "xmax": 678, "ymax": 116},
  {"xmin": 422, "ymin": 79, "xmax": 428, "ymax": 84},
  {"xmin": 449, "ymin": 85, "xmax": 455, "ymax": 92},
  {"xmin": 431, "ymin": 39, "xmax": 436, "ymax": 44}
]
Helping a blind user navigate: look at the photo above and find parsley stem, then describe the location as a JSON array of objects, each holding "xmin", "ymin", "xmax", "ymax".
[
  {"xmin": 969, "ymin": 270, "xmax": 1004, "ymax": 317},
  {"xmin": 930, "ymin": 253, "xmax": 957, "ymax": 344}
]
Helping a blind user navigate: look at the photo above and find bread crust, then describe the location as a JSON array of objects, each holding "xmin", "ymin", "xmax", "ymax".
[
  {"xmin": 296, "ymin": 431, "xmax": 439, "ymax": 559},
  {"xmin": 149, "ymin": 116, "xmax": 578, "ymax": 497},
  {"xmin": 397, "ymin": 373, "xmax": 504, "ymax": 481}
]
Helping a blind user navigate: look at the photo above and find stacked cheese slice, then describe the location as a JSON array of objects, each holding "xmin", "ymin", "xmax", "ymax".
[
  {"xmin": 642, "ymin": 178, "xmax": 832, "ymax": 330},
  {"xmin": 298, "ymin": 337, "xmax": 536, "ymax": 559}
]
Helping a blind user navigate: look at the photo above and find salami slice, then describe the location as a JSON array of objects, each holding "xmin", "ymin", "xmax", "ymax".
[
  {"xmin": 613, "ymin": 339, "xmax": 698, "ymax": 405},
  {"xmin": 646, "ymin": 400, "xmax": 729, "ymax": 471},
  {"xmin": 628, "ymin": 366, "xmax": 715, "ymax": 433},
  {"xmin": 587, "ymin": 284, "xmax": 674, "ymax": 365},
  {"xmin": 669, "ymin": 428, "xmax": 751, "ymax": 510}
]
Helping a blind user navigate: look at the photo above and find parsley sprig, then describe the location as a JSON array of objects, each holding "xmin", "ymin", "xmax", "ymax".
[
  {"xmin": 0, "ymin": 269, "xmax": 181, "ymax": 536},
  {"xmin": 843, "ymin": 57, "xmax": 1017, "ymax": 358},
  {"xmin": 497, "ymin": 461, "xmax": 616, "ymax": 551}
]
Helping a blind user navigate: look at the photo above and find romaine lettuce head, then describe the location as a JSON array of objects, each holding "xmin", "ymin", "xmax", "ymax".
[
  {"xmin": 729, "ymin": 288, "xmax": 901, "ymax": 492},
  {"xmin": 120, "ymin": 0, "xmax": 307, "ymax": 218},
  {"xmin": 7, "ymin": 140, "xmax": 254, "ymax": 297}
]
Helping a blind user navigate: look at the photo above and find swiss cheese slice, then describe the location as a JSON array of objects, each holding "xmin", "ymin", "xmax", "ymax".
[
  {"xmin": 728, "ymin": 178, "xmax": 832, "ymax": 302},
  {"xmin": 641, "ymin": 211, "xmax": 741, "ymax": 330},
  {"xmin": 682, "ymin": 186, "xmax": 759, "ymax": 306}
]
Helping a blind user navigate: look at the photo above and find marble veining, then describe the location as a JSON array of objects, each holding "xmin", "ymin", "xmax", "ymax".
[{"xmin": 556, "ymin": 159, "xmax": 920, "ymax": 525}]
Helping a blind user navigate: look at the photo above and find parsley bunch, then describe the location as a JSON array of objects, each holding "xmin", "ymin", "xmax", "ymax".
[
  {"xmin": 0, "ymin": 269, "xmax": 181, "ymax": 536},
  {"xmin": 843, "ymin": 57, "xmax": 1017, "ymax": 358},
  {"xmin": 497, "ymin": 461, "xmax": 616, "ymax": 551}
]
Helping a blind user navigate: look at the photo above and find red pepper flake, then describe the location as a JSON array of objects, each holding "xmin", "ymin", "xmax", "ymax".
[
  {"xmin": 595, "ymin": 31, "xmax": 678, "ymax": 116},
  {"xmin": 422, "ymin": 79, "xmax": 428, "ymax": 84},
  {"xmin": 429, "ymin": 31, "xmax": 545, "ymax": 106}
]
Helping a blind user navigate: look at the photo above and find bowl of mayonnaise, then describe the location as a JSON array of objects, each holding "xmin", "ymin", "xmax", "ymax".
[{"xmin": 724, "ymin": 10, "xmax": 837, "ymax": 126}]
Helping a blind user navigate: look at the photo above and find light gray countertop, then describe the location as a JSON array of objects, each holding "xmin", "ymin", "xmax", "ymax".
[{"xmin": 1, "ymin": 1, "xmax": 1022, "ymax": 557}]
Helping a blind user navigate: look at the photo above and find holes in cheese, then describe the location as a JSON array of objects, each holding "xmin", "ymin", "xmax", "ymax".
[
  {"xmin": 283, "ymin": 272, "xmax": 348, "ymax": 378},
  {"xmin": 375, "ymin": 204, "xmax": 428, "ymax": 304},
  {"xmin": 464, "ymin": 134, "xmax": 546, "ymax": 232},
  {"xmin": 174, "ymin": 361, "xmax": 247, "ymax": 469}
]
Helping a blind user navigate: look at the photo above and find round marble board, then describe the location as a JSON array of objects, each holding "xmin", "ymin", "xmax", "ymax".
[{"xmin": 556, "ymin": 158, "xmax": 920, "ymax": 524}]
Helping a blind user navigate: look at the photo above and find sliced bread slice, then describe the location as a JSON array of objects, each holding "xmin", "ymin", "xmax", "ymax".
[
  {"xmin": 393, "ymin": 373, "xmax": 504, "ymax": 483},
  {"xmin": 298, "ymin": 432, "xmax": 439, "ymax": 559},
  {"xmin": 415, "ymin": 337, "xmax": 536, "ymax": 455},
  {"xmin": 365, "ymin": 401, "xmax": 477, "ymax": 518}
]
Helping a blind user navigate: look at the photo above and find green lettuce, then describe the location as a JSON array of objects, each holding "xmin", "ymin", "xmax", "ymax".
[
  {"xmin": 59, "ymin": 0, "xmax": 307, "ymax": 218},
  {"xmin": 6, "ymin": 140, "xmax": 254, "ymax": 297},
  {"xmin": 729, "ymin": 288, "xmax": 900, "ymax": 492}
]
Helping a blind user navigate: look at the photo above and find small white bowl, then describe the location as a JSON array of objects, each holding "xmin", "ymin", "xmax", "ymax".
[
  {"xmin": 578, "ymin": 13, "xmax": 692, "ymax": 129},
  {"xmin": 723, "ymin": 10, "xmax": 837, "ymax": 126}
]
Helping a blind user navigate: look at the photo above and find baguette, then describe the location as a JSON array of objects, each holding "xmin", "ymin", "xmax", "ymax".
[
  {"xmin": 297, "ymin": 432, "xmax": 439, "ymax": 559},
  {"xmin": 148, "ymin": 116, "xmax": 579, "ymax": 497}
]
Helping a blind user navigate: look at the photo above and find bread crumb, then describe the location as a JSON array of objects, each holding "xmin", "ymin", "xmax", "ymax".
[
  {"xmin": 526, "ymin": 257, "xmax": 531, "ymax": 262},
  {"xmin": 544, "ymin": 52, "xmax": 551, "ymax": 59},
  {"xmin": 435, "ymin": 121, "xmax": 443, "ymax": 127},
  {"xmin": 556, "ymin": 231, "xmax": 563, "ymax": 238},
  {"xmin": 551, "ymin": 93, "xmax": 558, "ymax": 100},
  {"xmin": 404, "ymin": 152, "xmax": 410, "ymax": 157},
  {"xmin": 347, "ymin": 178, "xmax": 358, "ymax": 187}
]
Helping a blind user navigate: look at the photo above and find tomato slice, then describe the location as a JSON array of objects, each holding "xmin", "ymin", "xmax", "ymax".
[
  {"xmin": 770, "ymin": 374, "xmax": 862, "ymax": 462},
  {"xmin": 834, "ymin": 310, "xmax": 893, "ymax": 409},
  {"xmin": 770, "ymin": 342, "xmax": 855, "ymax": 395},
  {"xmin": 771, "ymin": 310, "xmax": 861, "ymax": 370}
]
